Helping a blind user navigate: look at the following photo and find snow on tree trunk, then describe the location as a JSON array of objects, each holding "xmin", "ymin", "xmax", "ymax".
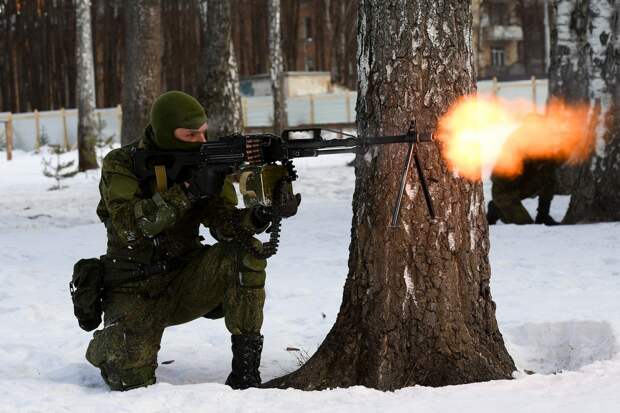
[
  {"xmin": 265, "ymin": 0, "xmax": 515, "ymax": 390},
  {"xmin": 199, "ymin": 0, "xmax": 243, "ymax": 138},
  {"xmin": 558, "ymin": 1, "xmax": 620, "ymax": 223},
  {"xmin": 76, "ymin": 0, "xmax": 97, "ymax": 171},
  {"xmin": 120, "ymin": 0, "xmax": 162, "ymax": 146},
  {"xmin": 268, "ymin": 0, "xmax": 287, "ymax": 134}
]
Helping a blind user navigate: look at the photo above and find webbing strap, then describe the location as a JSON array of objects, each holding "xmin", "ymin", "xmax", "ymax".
[
  {"xmin": 102, "ymin": 258, "xmax": 184, "ymax": 287},
  {"xmin": 154, "ymin": 165, "xmax": 168, "ymax": 193}
]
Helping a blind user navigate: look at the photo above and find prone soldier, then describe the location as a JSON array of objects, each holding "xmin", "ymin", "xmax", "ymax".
[
  {"xmin": 486, "ymin": 112, "xmax": 561, "ymax": 226},
  {"xmin": 486, "ymin": 159, "xmax": 559, "ymax": 225}
]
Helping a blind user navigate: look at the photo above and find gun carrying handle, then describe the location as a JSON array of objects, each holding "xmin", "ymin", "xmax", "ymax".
[{"xmin": 239, "ymin": 170, "xmax": 257, "ymax": 199}]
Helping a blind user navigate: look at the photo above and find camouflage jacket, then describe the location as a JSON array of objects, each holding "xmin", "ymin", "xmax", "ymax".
[
  {"xmin": 96, "ymin": 127, "xmax": 266, "ymax": 265},
  {"xmin": 491, "ymin": 159, "xmax": 557, "ymax": 201}
]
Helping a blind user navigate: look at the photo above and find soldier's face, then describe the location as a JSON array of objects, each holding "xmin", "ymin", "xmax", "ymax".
[{"xmin": 174, "ymin": 122, "xmax": 208, "ymax": 143}]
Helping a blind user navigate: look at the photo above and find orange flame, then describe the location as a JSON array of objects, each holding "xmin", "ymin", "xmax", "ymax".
[{"xmin": 436, "ymin": 96, "xmax": 593, "ymax": 181}]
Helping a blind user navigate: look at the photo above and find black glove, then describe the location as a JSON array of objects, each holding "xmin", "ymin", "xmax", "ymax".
[
  {"xmin": 271, "ymin": 179, "xmax": 301, "ymax": 218},
  {"xmin": 185, "ymin": 166, "xmax": 231, "ymax": 202},
  {"xmin": 252, "ymin": 180, "xmax": 301, "ymax": 224}
]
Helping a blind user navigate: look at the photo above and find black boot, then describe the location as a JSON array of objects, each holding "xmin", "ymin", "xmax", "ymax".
[
  {"xmin": 535, "ymin": 213, "xmax": 560, "ymax": 226},
  {"xmin": 486, "ymin": 201, "xmax": 500, "ymax": 225},
  {"xmin": 225, "ymin": 334, "xmax": 263, "ymax": 389}
]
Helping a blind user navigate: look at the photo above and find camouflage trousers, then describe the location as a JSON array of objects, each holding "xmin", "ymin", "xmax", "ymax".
[
  {"xmin": 85, "ymin": 241, "xmax": 267, "ymax": 391},
  {"xmin": 491, "ymin": 182, "xmax": 534, "ymax": 224},
  {"xmin": 491, "ymin": 178, "xmax": 553, "ymax": 225}
]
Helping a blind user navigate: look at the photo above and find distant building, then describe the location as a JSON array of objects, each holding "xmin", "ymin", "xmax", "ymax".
[
  {"xmin": 472, "ymin": 0, "xmax": 547, "ymax": 79},
  {"xmin": 239, "ymin": 71, "xmax": 332, "ymax": 97}
]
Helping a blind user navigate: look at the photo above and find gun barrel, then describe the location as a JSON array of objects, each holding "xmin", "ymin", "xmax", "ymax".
[
  {"xmin": 361, "ymin": 132, "xmax": 433, "ymax": 145},
  {"xmin": 283, "ymin": 131, "xmax": 433, "ymax": 159}
]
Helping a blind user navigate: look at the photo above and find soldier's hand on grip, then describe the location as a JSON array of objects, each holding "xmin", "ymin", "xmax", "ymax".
[
  {"xmin": 185, "ymin": 165, "xmax": 231, "ymax": 201},
  {"xmin": 270, "ymin": 179, "xmax": 301, "ymax": 218},
  {"xmin": 250, "ymin": 179, "xmax": 300, "ymax": 225}
]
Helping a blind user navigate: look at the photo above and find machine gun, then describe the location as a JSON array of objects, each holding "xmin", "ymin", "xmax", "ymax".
[{"xmin": 133, "ymin": 123, "xmax": 435, "ymax": 257}]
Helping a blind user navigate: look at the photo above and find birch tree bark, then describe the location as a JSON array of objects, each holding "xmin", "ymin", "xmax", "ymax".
[
  {"xmin": 76, "ymin": 0, "xmax": 98, "ymax": 170},
  {"xmin": 121, "ymin": 0, "xmax": 162, "ymax": 145},
  {"xmin": 199, "ymin": 0, "xmax": 243, "ymax": 138},
  {"xmin": 550, "ymin": 0, "xmax": 620, "ymax": 223},
  {"xmin": 268, "ymin": 0, "xmax": 288, "ymax": 134},
  {"xmin": 548, "ymin": 0, "xmax": 589, "ymax": 193},
  {"xmin": 266, "ymin": 0, "xmax": 515, "ymax": 390}
]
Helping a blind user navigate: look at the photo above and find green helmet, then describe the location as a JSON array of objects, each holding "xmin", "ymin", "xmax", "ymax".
[{"xmin": 149, "ymin": 91, "xmax": 207, "ymax": 150}]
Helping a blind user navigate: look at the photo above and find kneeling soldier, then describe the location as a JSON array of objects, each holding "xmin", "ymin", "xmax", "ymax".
[{"xmin": 85, "ymin": 91, "xmax": 300, "ymax": 391}]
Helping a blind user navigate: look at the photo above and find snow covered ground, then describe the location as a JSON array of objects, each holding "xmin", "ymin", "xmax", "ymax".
[{"xmin": 1, "ymin": 149, "xmax": 619, "ymax": 413}]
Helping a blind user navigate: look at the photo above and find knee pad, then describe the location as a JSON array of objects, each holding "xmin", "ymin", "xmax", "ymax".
[
  {"xmin": 86, "ymin": 323, "xmax": 160, "ymax": 373},
  {"xmin": 87, "ymin": 324, "xmax": 159, "ymax": 391},
  {"xmin": 239, "ymin": 253, "xmax": 266, "ymax": 288},
  {"xmin": 101, "ymin": 364, "xmax": 156, "ymax": 391}
]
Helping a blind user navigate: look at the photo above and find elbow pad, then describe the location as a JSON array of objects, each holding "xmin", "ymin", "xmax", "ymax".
[{"xmin": 134, "ymin": 193, "xmax": 177, "ymax": 238}]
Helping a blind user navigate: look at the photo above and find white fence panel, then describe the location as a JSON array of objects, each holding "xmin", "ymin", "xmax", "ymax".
[
  {"xmin": 314, "ymin": 94, "xmax": 348, "ymax": 124},
  {"xmin": 1, "ymin": 81, "xmax": 546, "ymax": 153},
  {"xmin": 286, "ymin": 95, "xmax": 313, "ymax": 126},
  {"xmin": 244, "ymin": 96, "xmax": 273, "ymax": 127},
  {"xmin": 0, "ymin": 108, "xmax": 120, "ymax": 152}
]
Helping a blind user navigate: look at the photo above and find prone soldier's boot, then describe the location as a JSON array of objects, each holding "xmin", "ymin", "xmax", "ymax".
[
  {"xmin": 486, "ymin": 201, "xmax": 500, "ymax": 225},
  {"xmin": 535, "ymin": 213, "xmax": 559, "ymax": 226},
  {"xmin": 535, "ymin": 197, "xmax": 560, "ymax": 226},
  {"xmin": 225, "ymin": 333, "xmax": 263, "ymax": 389}
]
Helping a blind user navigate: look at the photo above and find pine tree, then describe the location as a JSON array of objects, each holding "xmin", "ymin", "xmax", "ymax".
[
  {"xmin": 94, "ymin": 115, "xmax": 115, "ymax": 164},
  {"xmin": 42, "ymin": 145, "xmax": 79, "ymax": 191}
]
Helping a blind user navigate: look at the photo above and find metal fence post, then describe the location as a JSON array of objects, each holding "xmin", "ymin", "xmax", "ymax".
[
  {"xmin": 117, "ymin": 104, "xmax": 122, "ymax": 140},
  {"xmin": 61, "ymin": 107, "xmax": 69, "ymax": 150},
  {"xmin": 309, "ymin": 94, "xmax": 315, "ymax": 124},
  {"xmin": 345, "ymin": 91, "xmax": 352, "ymax": 123},
  {"xmin": 531, "ymin": 76, "xmax": 537, "ymax": 112},
  {"xmin": 34, "ymin": 109, "xmax": 41, "ymax": 152},
  {"xmin": 241, "ymin": 96, "xmax": 248, "ymax": 128},
  {"xmin": 6, "ymin": 113, "xmax": 13, "ymax": 161},
  {"xmin": 492, "ymin": 77, "xmax": 499, "ymax": 98}
]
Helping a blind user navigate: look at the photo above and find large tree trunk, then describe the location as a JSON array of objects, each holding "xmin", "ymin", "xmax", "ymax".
[
  {"xmin": 120, "ymin": 0, "xmax": 162, "ymax": 145},
  {"xmin": 266, "ymin": 0, "xmax": 515, "ymax": 391},
  {"xmin": 559, "ymin": 1, "xmax": 620, "ymax": 223},
  {"xmin": 76, "ymin": 0, "xmax": 98, "ymax": 171},
  {"xmin": 268, "ymin": 0, "xmax": 288, "ymax": 134},
  {"xmin": 199, "ymin": 0, "xmax": 243, "ymax": 138}
]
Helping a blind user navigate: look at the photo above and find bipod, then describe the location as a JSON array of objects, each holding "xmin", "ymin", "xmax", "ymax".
[{"xmin": 389, "ymin": 121, "xmax": 436, "ymax": 227}]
